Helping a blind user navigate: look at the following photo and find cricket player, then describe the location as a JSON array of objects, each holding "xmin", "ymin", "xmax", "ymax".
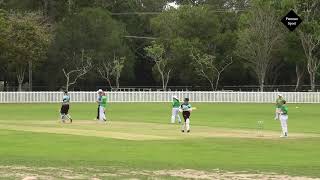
[
  {"xmin": 180, "ymin": 98, "xmax": 192, "ymax": 133},
  {"xmin": 279, "ymin": 100, "xmax": 288, "ymax": 137},
  {"xmin": 171, "ymin": 95, "xmax": 181, "ymax": 124},
  {"xmin": 98, "ymin": 91, "xmax": 107, "ymax": 122},
  {"xmin": 275, "ymin": 94, "xmax": 285, "ymax": 120},
  {"xmin": 96, "ymin": 89, "xmax": 103, "ymax": 120},
  {"xmin": 60, "ymin": 91, "xmax": 72, "ymax": 123}
]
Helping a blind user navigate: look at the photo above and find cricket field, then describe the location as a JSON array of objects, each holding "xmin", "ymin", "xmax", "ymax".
[{"xmin": 0, "ymin": 103, "xmax": 319, "ymax": 179}]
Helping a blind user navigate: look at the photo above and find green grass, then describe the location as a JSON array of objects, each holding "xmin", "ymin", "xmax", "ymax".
[{"xmin": 0, "ymin": 103, "xmax": 320, "ymax": 179}]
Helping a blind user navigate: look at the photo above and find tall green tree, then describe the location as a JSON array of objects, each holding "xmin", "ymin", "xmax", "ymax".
[
  {"xmin": 151, "ymin": 5, "xmax": 220, "ymax": 86},
  {"xmin": 145, "ymin": 42, "xmax": 172, "ymax": 91},
  {"xmin": 150, "ymin": 5, "xmax": 237, "ymax": 89},
  {"xmin": 49, "ymin": 8, "xmax": 131, "ymax": 91},
  {"xmin": 266, "ymin": 0, "xmax": 306, "ymax": 91},
  {"xmin": 4, "ymin": 12, "xmax": 50, "ymax": 91},
  {"xmin": 295, "ymin": 0, "xmax": 320, "ymax": 91},
  {"xmin": 1, "ymin": 0, "xmax": 72, "ymax": 22},
  {"xmin": 236, "ymin": 0, "xmax": 284, "ymax": 91},
  {"xmin": 0, "ymin": 9, "xmax": 10, "ymax": 90},
  {"xmin": 109, "ymin": 0, "xmax": 169, "ymax": 86},
  {"xmin": 280, "ymin": 33, "xmax": 306, "ymax": 91}
]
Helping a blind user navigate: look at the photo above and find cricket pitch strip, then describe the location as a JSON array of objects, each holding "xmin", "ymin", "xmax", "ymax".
[{"xmin": 0, "ymin": 120, "xmax": 318, "ymax": 141}]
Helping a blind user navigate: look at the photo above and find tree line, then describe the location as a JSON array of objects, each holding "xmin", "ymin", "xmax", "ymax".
[{"xmin": 0, "ymin": 0, "xmax": 319, "ymax": 92}]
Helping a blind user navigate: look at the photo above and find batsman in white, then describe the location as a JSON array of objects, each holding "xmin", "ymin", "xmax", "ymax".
[
  {"xmin": 60, "ymin": 90, "xmax": 72, "ymax": 123},
  {"xmin": 180, "ymin": 97, "xmax": 192, "ymax": 133},
  {"xmin": 96, "ymin": 89, "xmax": 103, "ymax": 120},
  {"xmin": 171, "ymin": 95, "xmax": 181, "ymax": 124}
]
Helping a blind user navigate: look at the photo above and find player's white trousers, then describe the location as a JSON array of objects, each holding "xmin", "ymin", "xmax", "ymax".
[
  {"xmin": 99, "ymin": 106, "xmax": 106, "ymax": 121},
  {"xmin": 186, "ymin": 118, "xmax": 190, "ymax": 131},
  {"xmin": 280, "ymin": 114, "xmax": 288, "ymax": 135},
  {"xmin": 275, "ymin": 108, "xmax": 281, "ymax": 120},
  {"xmin": 171, "ymin": 108, "xmax": 181, "ymax": 123},
  {"xmin": 182, "ymin": 119, "xmax": 190, "ymax": 131}
]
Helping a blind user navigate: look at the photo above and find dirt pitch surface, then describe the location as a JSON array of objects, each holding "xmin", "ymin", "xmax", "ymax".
[
  {"xmin": 0, "ymin": 165, "xmax": 319, "ymax": 180},
  {"xmin": 0, "ymin": 120, "xmax": 318, "ymax": 141}
]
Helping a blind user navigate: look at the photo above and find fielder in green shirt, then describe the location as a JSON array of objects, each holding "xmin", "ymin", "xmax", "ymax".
[
  {"xmin": 172, "ymin": 98, "xmax": 180, "ymax": 108},
  {"xmin": 171, "ymin": 95, "xmax": 181, "ymax": 123},
  {"xmin": 275, "ymin": 94, "xmax": 285, "ymax": 120},
  {"xmin": 280, "ymin": 105, "xmax": 288, "ymax": 115},
  {"xmin": 101, "ymin": 95, "xmax": 107, "ymax": 108},
  {"xmin": 279, "ymin": 101, "xmax": 288, "ymax": 138},
  {"xmin": 98, "ymin": 92, "xmax": 107, "ymax": 122}
]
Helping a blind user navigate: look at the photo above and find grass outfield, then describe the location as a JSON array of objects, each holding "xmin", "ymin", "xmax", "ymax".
[{"xmin": 0, "ymin": 103, "xmax": 320, "ymax": 179}]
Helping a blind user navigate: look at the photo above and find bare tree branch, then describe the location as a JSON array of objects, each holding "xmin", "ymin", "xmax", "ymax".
[
  {"xmin": 97, "ymin": 60, "xmax": 113, "ymax": 89},
  {"xmin": 97, "ymin": 53, "xmax": 126, "ymax": 91},
  {"xmin": 214, "ymin": 57, "xmax": 233, "ymax": 90},
  {"xmin": 16, "ymin": 65, "xmax": 26, "ymax": 91},
  {"xmin": 145, "ymin": 43, "xmax": 172, "ymax": 91},
  {"xmin": 191, "ymin": 49, "xmax": 233, "ymax": 91},
  {"xmin": 63, "ymin": 49, "xmax": 92, "ymax": 91}
]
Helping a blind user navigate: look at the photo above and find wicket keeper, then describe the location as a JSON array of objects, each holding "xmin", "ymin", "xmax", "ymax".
[
  {"xmin": 60, "ymin": 91, "xmax": 72, "ymax": 123},
  {"xmin": 180, "ymin": 98, "xmax": 192, "ymax": 133},
  {"xmin": 275, "ymin": 94, "xmax": 285, "ymax": 120},
  {"xmin": 171, "ymin": 95, "xmax": 181, "ymax": 124}
]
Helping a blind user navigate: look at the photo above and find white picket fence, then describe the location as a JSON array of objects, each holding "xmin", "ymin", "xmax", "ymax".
[{"xmin": 0, "ymin": 91, "xmax": 320, "ymax": 103}]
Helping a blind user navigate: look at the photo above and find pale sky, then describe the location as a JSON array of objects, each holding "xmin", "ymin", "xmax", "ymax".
[{"xmin": 166, "ymin": 2, "xmax": 179, "ymax": 9}]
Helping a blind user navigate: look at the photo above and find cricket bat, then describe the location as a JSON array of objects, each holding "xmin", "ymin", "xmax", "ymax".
[{"xmin": 179, "ymin": 107, "xmax": 197, "ymax": 112}]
